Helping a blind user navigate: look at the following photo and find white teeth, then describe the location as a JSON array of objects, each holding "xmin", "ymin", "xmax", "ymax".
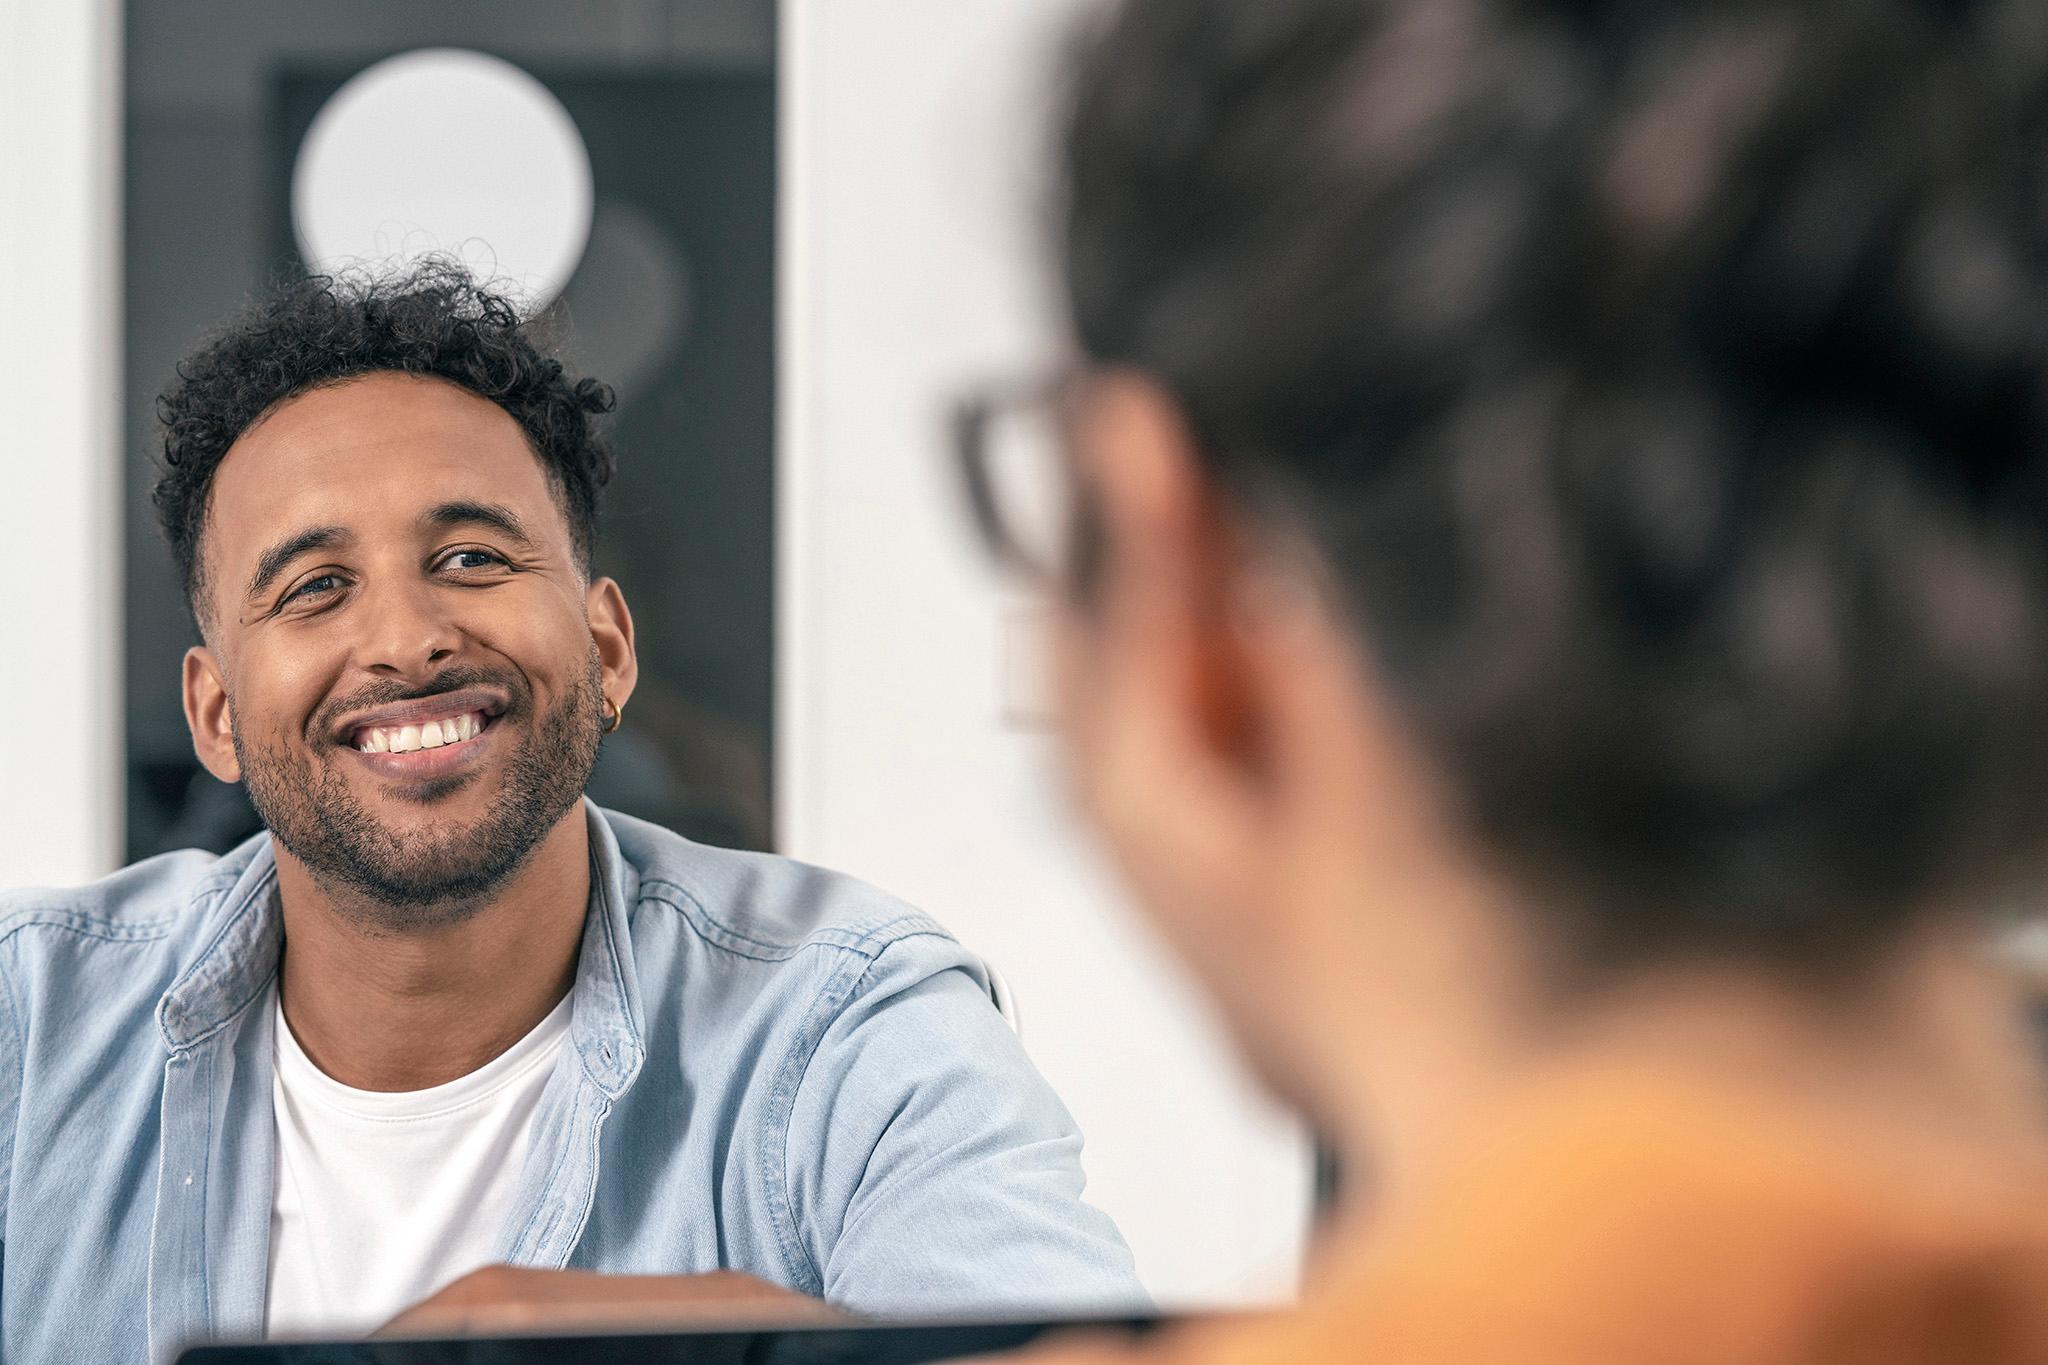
[{"xmin": 356, "ymin": 711, "xmax": 484, "ymax": 754}]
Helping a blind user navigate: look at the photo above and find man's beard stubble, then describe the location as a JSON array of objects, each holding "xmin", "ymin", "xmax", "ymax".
[{"xmin": 232, "ymin": 655, "xmax": 607, "ymax": 931}]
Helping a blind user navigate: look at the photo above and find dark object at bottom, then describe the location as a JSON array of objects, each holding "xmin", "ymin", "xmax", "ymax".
[{"xmin": 179, "ymin": 1316, "xmax": 1163, "ymax": 1365}]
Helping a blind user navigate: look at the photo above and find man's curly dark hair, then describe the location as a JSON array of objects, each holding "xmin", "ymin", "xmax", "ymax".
[{"xmin": 153, "ymin": 260, "xmax": 617, "ymax": 629}]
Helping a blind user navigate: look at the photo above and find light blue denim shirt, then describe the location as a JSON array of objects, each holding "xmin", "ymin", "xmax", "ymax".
[{"xmin": 0, "ymin": 803, "xmax": 1142, "ymax": 1362}]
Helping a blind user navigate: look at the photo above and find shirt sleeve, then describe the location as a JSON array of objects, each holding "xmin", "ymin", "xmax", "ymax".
[
  {"xmin": 781, "ymin": 933, "xmax": 1148, "ymax": 1319},
  {"xmin": 0, "ymin": 947, "xmax": 19, "ymax": 1232}
]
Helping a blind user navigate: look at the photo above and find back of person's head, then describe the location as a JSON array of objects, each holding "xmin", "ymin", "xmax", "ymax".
[{"xmin": 1060, "ymin": 0, "xmax": 2048, "ymax": 976}]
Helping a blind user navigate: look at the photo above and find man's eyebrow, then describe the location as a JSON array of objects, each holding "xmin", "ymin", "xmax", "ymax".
[
  {"xmin": 420, "ymin": 500, "xmax": 537, "ymax": 547},
  {"xmin": 245, "ymin": 526, "xmax": 353, "ymax": 602}
]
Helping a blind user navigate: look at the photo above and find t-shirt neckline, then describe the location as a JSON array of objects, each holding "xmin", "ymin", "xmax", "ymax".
[{"xmin": 271, "ymin": 986, "xmax": 574, "ymax": 1123}]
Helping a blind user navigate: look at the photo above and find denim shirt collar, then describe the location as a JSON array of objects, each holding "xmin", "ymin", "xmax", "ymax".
[
  {"xmin": 155, "ymin": 843, "xmax": 281, "ymax": 1052},
  {"xmin": 154, "ymin": 799, "xmax": 650, "ymax": 1079},
  {"xmin": 562, "ymin": 800, "xmax": 648, "ymax": 1096}
]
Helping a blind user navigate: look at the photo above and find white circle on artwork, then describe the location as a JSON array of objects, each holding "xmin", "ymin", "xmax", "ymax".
[{"xmin": 291, "ymin": 48, "xmax": 593, "ymax": 310}]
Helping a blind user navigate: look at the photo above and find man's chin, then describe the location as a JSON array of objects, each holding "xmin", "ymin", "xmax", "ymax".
[
  {"xmin": 370, "ymin": 766, "xmax": 490, "ymax": 807},
  {"xmin": 314, "ymin": 835, "xmax": 534, "ymax": 918},
  {"xmin": 272, "ymin": 797, "xmax": 558, "ymax": 916}
]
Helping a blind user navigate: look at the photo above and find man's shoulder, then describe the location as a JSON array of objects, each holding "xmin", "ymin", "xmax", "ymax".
[
  {"xmin": 600, "ymin": 806, "xmax": 959, "ymax": 968},
  {"xmin": 0, "ymin": 838, "xmax": 264, "ymax": 963}
]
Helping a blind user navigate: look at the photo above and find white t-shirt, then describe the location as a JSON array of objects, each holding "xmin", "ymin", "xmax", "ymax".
[{"xmin": 263, "ymin": 986, "xmax": 573, "ymax": 1339}]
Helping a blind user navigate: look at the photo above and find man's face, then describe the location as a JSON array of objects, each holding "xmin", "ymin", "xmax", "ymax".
[{"xmin": 183, "ymin": 372, "xmax": 635, "ymax": 923}]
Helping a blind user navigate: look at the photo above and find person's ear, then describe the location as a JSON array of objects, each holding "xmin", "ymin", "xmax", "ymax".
[
  {"xmin": 1060, "ymin": 373, "xmax": 1280, "ymax": 899},
  {"xmin": 183, "ymin": 646, "xmax": 241, "ymax": 783},
  {"xmin": 586, "ymin": 577, "xmax": 639, "ymax": 715}
]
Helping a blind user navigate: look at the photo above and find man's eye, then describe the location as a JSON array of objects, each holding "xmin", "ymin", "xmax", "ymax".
[
  {"xmin": 442, "ymin": 549, "xmax": 507, "ymax": 571},
  {"xmin": 286, "ymin": 574, "xmax": 341, "ymax": 602}
]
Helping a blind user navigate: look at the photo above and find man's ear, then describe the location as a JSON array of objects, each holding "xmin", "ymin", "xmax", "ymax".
[
  {"xmin": 587, "ymin": 577, "xmax": 639, "ymax": 715},
  {"xmin": 183, "ymin": 646, "xmax": 241, "ymax": 783}
]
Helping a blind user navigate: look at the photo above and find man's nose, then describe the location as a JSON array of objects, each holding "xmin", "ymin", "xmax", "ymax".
[{"xmin": 352, "ymin": 577, "xmax": 460, "ymax": 678}]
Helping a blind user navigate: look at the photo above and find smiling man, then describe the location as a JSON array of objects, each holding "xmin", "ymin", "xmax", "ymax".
[{"xmin": 0, "ymin": 264, "xmax": 1138, "ymax": 1361}]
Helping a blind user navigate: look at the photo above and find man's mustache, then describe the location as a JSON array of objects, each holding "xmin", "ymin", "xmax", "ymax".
[{"xmin": 308, "ymin": 665, "xmax": 529, "ymax": 741}]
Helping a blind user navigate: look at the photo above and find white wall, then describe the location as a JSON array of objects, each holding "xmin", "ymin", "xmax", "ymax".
[
  {"xmin": 0, "ymin": 0, "xmax": 124, "ymax": 888},
  {"xmin": 779, "ymin": 0, "xmax": 1313, "ymax": 1309}
]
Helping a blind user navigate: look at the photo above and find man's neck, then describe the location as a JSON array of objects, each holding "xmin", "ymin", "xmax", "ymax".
[{"xmin": 272, "ymin": 804, "xmax": 592, "ymax": 1091}]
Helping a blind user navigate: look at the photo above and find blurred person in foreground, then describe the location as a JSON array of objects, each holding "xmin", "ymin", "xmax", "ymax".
[
  {"xmin": 0, "ymin": 263, "xmax": 1140, "ymax": 1361},
  {"xmin": 965, "ymin": 0, "xmax": 2048, "ymax": 1358}
]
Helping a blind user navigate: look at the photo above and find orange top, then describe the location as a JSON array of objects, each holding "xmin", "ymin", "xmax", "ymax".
[{"xmin": 1037, "ymin": 1061, "xmax": 2048, "ymax": 1364}]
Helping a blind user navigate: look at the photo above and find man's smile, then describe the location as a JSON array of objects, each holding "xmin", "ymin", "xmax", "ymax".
[
  {"xmin": 326, "ymin": 684, "xmax": 512, "ymax": 783},
  {"xmin": 354, "ymin": 710, "xmax": 488, "ymax": 754},
  {"xmin": 343, "ymin": 714, "xmax": 499, "ymax": 783}
]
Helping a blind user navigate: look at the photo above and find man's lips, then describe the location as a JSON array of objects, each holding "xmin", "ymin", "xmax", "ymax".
[
  {"xmin": 343, "ymin": 710, "xmax": 499, "ymax": 782},
  {"xmin": 327, "ymin": 686, "xmax": 511, "ymax": 785},
  {"xmin": 352, "ymin": 708, "xmax": 489, "ymax": 754},
  {"xmin": 329, "ymin": 687, "xmax": 508, "ymax": 749}
]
